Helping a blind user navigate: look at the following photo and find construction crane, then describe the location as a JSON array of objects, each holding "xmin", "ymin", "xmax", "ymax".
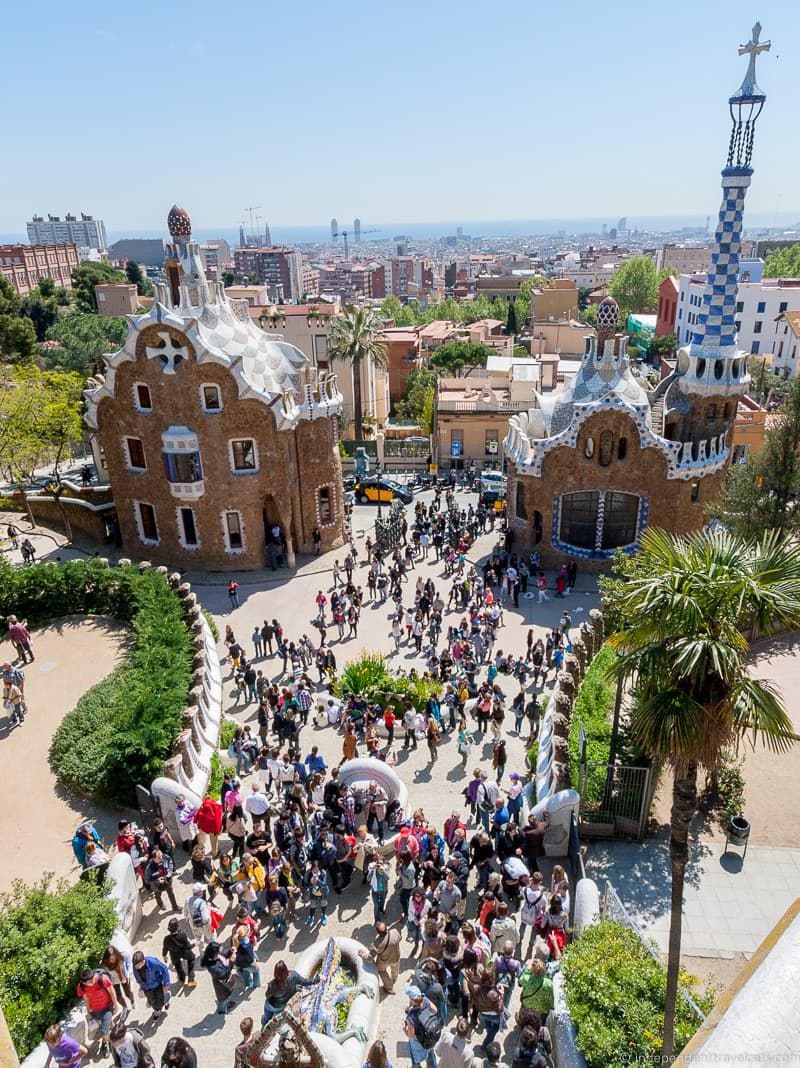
[
  {"xmin": 331, "ymin": 225, "xmax": 380, "ymax": 259},
  {"xmin": 243, "ymin": 205, "xmax": 262, "ymax": 243}
]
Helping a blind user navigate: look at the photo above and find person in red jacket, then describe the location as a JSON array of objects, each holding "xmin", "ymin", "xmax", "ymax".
[
  {"xmin": 195, "ymin": 797, "xmax": 224, "ymax": 857},
  {"xmin": 115, "ymin": 820, "xmax": 136, "ymax": 854},
  {"xmin": 394, "ymin": 826, "xmax": 420, "ymax": 864}
]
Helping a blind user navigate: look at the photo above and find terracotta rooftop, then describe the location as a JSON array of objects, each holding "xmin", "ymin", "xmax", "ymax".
[
  {"xmin": 776, "ymin": 310, "xmax": 800, "ymax": 337},
  {"xmin": 420, "ymin": 320, "xmax": 455, "ymax": 340}
]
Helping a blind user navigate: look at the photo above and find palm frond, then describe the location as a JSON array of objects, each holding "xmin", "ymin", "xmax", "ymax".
[
  {"xmin": 608, "ymin": 526, "xmax": 800, "ymax": 767},
  {"xmin": 731, "ymin": 677, "xmax": 796, "ymax": 754}
]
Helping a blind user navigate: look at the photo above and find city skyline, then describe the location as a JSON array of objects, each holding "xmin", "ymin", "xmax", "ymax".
[{"xmin": 2, "ymin": 1, "xmax": 798, "ymax": 234}]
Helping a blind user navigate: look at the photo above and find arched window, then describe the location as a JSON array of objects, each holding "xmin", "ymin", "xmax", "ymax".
[
  {"xmin": 599, "ymin": 430, "xmax": 614, "ymax": 467},
  {"xmin": 515, "ymin": 481, "xmax": 527, "ymax": 520},
  {"xmin": 584, "ymin": 436, "xmax": 595, "ymax": 459},
  {"xmin": 617, "ymin": 437, "xmax": 627, "ymax": 460},
  {"xmin": 559, "ymin": 491, "xmax": 640, "ymax": 551}
]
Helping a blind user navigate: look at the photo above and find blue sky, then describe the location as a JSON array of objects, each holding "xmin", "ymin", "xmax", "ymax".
[{"xmin": 2, "ymin": 0, "xmax": 798, "ymax": 234}]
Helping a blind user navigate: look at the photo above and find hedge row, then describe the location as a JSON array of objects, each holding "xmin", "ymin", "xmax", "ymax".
[
  {"xmin": 562, "ymin": 920, "xmax": 714, "ymax": 1067},
  {"xmin": 568, "ymin": 644, "xmax": 616, "ymax": 803},
  {"xmin": 0, "ymin": 876, "xmax": 117, "ymax": 1059},
  {"xmin": 0, "ymin": 556, "xmax": 193, "ymax": 807}
]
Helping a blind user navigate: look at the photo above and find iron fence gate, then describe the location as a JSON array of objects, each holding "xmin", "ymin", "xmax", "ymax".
[{"xmin": 578, "ymin": 761, "xmax": 653, "ymax": 840}]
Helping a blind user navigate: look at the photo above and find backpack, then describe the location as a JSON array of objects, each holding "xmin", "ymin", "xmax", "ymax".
[
  {"xmin": 77, "ymin": 968, "xmax": 115, "ymax": 999},
  {"xmin": 191, "ymin": 897, "xmax": 207, "ymax": 927},
  {"xmin": 414, "ymin": 1003, "xmax": 443, "ymax": 1049}
]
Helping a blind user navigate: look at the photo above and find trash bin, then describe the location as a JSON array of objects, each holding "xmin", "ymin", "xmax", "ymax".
[{"xmin": 724, "ymin": 814, "xmax": 750, "ymax": 859}]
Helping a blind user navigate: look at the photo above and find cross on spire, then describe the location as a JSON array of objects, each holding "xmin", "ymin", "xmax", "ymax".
[{"xmin": 736, "ymin": 21, "xmax": 770, "ymax": 98}]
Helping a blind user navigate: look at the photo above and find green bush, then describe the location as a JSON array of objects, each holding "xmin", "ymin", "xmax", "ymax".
[
  {"xmin": 0, "ymin": 557, "xmax": 193, "ymax": 806},
  {"xmin": 0, "ymin": 876, "xmax": 117, "ymax": 1058},
  {"xmin": 335, "ymin": 652, "xmax": 389, "ymax": 698},
  {"xmin": 333, "ymin": 652, "xmax": 440, "ymax": 712},
  {"xmin": 48, "ymin": 566, "xmax": 193, "ymax": 805},
  {"xmin": 209, "ymin": 720, "xmax": 240, "ymax": 797},
  {"xmin": 208, "ymin": 751, "xmax": 224, "ymax": 797},
  {"xmin": 569, "ymin": 645, "xmax": 616, "ymax": 802},
  {"xmin": 704, "ymin": 747, "xmax": 746, "ymax": 828},
  {"xmin": 562, "ymin": 920, "xmax": 714, "ymax": 1067}
]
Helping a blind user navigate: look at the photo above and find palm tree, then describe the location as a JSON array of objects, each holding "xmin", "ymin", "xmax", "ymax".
[
  {"xmin": 608, "ymin": 528, "xmax": 800, "ymax": 1059},
  {"xmin": 328, "ymin": 305, "xmax": 387, "ymax": 441}
]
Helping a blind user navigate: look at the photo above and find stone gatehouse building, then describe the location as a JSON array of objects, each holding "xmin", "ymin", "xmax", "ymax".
[
  {"xmin": 504, "ymin": 35, "xmax": 768, "ymax": 567},
  {"xmin": 84, "ymin": 205, "xmax": 345, "ymax": 570}
]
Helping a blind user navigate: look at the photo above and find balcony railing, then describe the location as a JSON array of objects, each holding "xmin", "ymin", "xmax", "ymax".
[
  {"xmin": 437, "ymin": 398, "xmax": 530, "ymax": 413},
  {"xmin": 169, "ymin": 480, "xmax": 205, "ymax": 500}
]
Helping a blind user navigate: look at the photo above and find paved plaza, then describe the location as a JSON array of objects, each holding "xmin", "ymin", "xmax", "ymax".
[
  {"xmin": 587, "ymin": 837, "xmax": 800, "ymax": 959},
  {"xmin": 3, "ymin": 487, "xmax": 800, "ymax": 1063}
]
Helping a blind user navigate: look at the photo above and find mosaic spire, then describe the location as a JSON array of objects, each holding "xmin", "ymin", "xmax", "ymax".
[{"xmin": 691, "ymin": 23, "xmax": 770, "ymax": 351}]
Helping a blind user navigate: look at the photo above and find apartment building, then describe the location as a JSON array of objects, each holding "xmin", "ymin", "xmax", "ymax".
[
  {"xmin": 0, "ymin": 242, "xmax": 80, "ymax": 296},
  {"xmin": 27, "ymin": 212, "xmax": 107, "ymax": 253},
  {"xmin": 234, "ymin": 246, "xmax": 304, "ymax": 301},
  {"xmin": 675, "ymin": 269, "xmax": 800, "ymax": 357}
]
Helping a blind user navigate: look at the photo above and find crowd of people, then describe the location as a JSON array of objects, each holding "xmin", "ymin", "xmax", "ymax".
[{"xmin": 40, "ymin": 483, "xmax": 586, "ymax": 1068}]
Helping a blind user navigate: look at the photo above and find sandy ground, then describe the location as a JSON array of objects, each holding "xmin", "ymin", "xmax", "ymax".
[
  {"xmin": 0, "ymin": 617, "xmax": 129, "ymax": 895},
  {"xmin": 649, "ymin": 631, "xmax": 800, "ymax": 850}
]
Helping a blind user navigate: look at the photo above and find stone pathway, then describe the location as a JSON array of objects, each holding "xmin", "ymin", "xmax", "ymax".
[
  {"xmin": 586, "ymin": 837, "xmax": 800, "ymax": 959},
  {"xmin": 0, "ymin": 618, "xmax": 130, "ymax": 894}
]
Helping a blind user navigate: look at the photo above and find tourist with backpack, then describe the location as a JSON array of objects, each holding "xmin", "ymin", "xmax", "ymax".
[
  {"xmin": 405, "ymin": 985, "xmax": 442, "ymax": 1067},
  {"xmin": 108, "ymin": 1021, "xmax": 155, "ymax": 1068},
  {"xmin": 76, "ymin": 967, "xmax": 120, "ymax": 1058},
  {"xmin": 184, "ymin": 883, "xmax": 213, "ymax": 949}
]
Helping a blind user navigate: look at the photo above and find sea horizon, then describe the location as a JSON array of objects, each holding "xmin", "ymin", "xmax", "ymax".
[{"xmin": 2, "ymin": 212, "xmax": 799, "ymax": 248}]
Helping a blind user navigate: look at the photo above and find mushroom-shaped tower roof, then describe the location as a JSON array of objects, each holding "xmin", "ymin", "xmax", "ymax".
[{"xmin": 167, "ymin": 204, "xmax": 192, "ymax": 239}]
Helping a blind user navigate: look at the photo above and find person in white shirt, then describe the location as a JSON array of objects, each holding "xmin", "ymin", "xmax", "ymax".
[{"xmin": 245, "ymin": 783, "xmax": 270, "ymax": 824}]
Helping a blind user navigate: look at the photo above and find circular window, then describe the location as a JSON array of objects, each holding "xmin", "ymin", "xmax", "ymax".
[
  {"xmin": 585, "ymin": 437, "xmax": 595, "ymax": 459},
  {"xmin": 714, "ymin": 360, "xmax": 724, "ymax": 380},
  {"xmin": 696, "ymin": 358, "xmax": 706, "ymax": 378}
]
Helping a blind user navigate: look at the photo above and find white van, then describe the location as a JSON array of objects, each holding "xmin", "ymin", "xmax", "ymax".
[{"xmin": 480, "ymin": 469, "xmax": 507, "ymax": 493}]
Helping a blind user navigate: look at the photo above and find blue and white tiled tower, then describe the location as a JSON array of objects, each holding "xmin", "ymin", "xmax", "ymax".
[{"xmin": 677, "ymin": 23, "xmax": 770, "ymax": 400}]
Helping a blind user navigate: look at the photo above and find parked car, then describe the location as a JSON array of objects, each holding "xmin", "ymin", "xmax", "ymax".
[
  {"xmin": 480, "ymin": 488, "xmax": 506, "ymax": 513},
  {"xmin": 354, "ymin": 478, "xmax": 413, "ymax": 506}
]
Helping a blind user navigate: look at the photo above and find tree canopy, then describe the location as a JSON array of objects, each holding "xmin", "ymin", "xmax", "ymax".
[
  {"xmin": 394, "ymin": 368, "xmax": 436, "ymax": 433},
  {"xmin": 70, "ymin": 261, "xmax": 126, "ymax": 312},
  {"xmin": 125, "ymin": 260, "xmax": 153, "ymax": 296},
  {"xmin": 379, "ymin": 292, "xmax": 516, "ymax": 329},
  {"xmin": 430, "ymin": 341, "xmax": 494, "ymax": 377},
  {"xmin": 0, "ymin": 277, "xmax": 37, "ymax": 364},
  {"xmin": 609, "ymin": 255, "xmax": 660, "ymax": 320},
  {"xmin": 43, "ymin": 313, "xmax": 127, "ymax": 379},
  {"xmin": 0, "ymin": 365, "xmax": 84, "ymax": 487},
  {"xmin": 708, "ymin": 377, "xmax": 800, "ymax": 541},
  {"xmin": 19, "ymin": 277, "xmax": 69, "ymax": 342},
  {"xmin": 763, "ymin": 244, "xmax": 800, "ymax": 279}
]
